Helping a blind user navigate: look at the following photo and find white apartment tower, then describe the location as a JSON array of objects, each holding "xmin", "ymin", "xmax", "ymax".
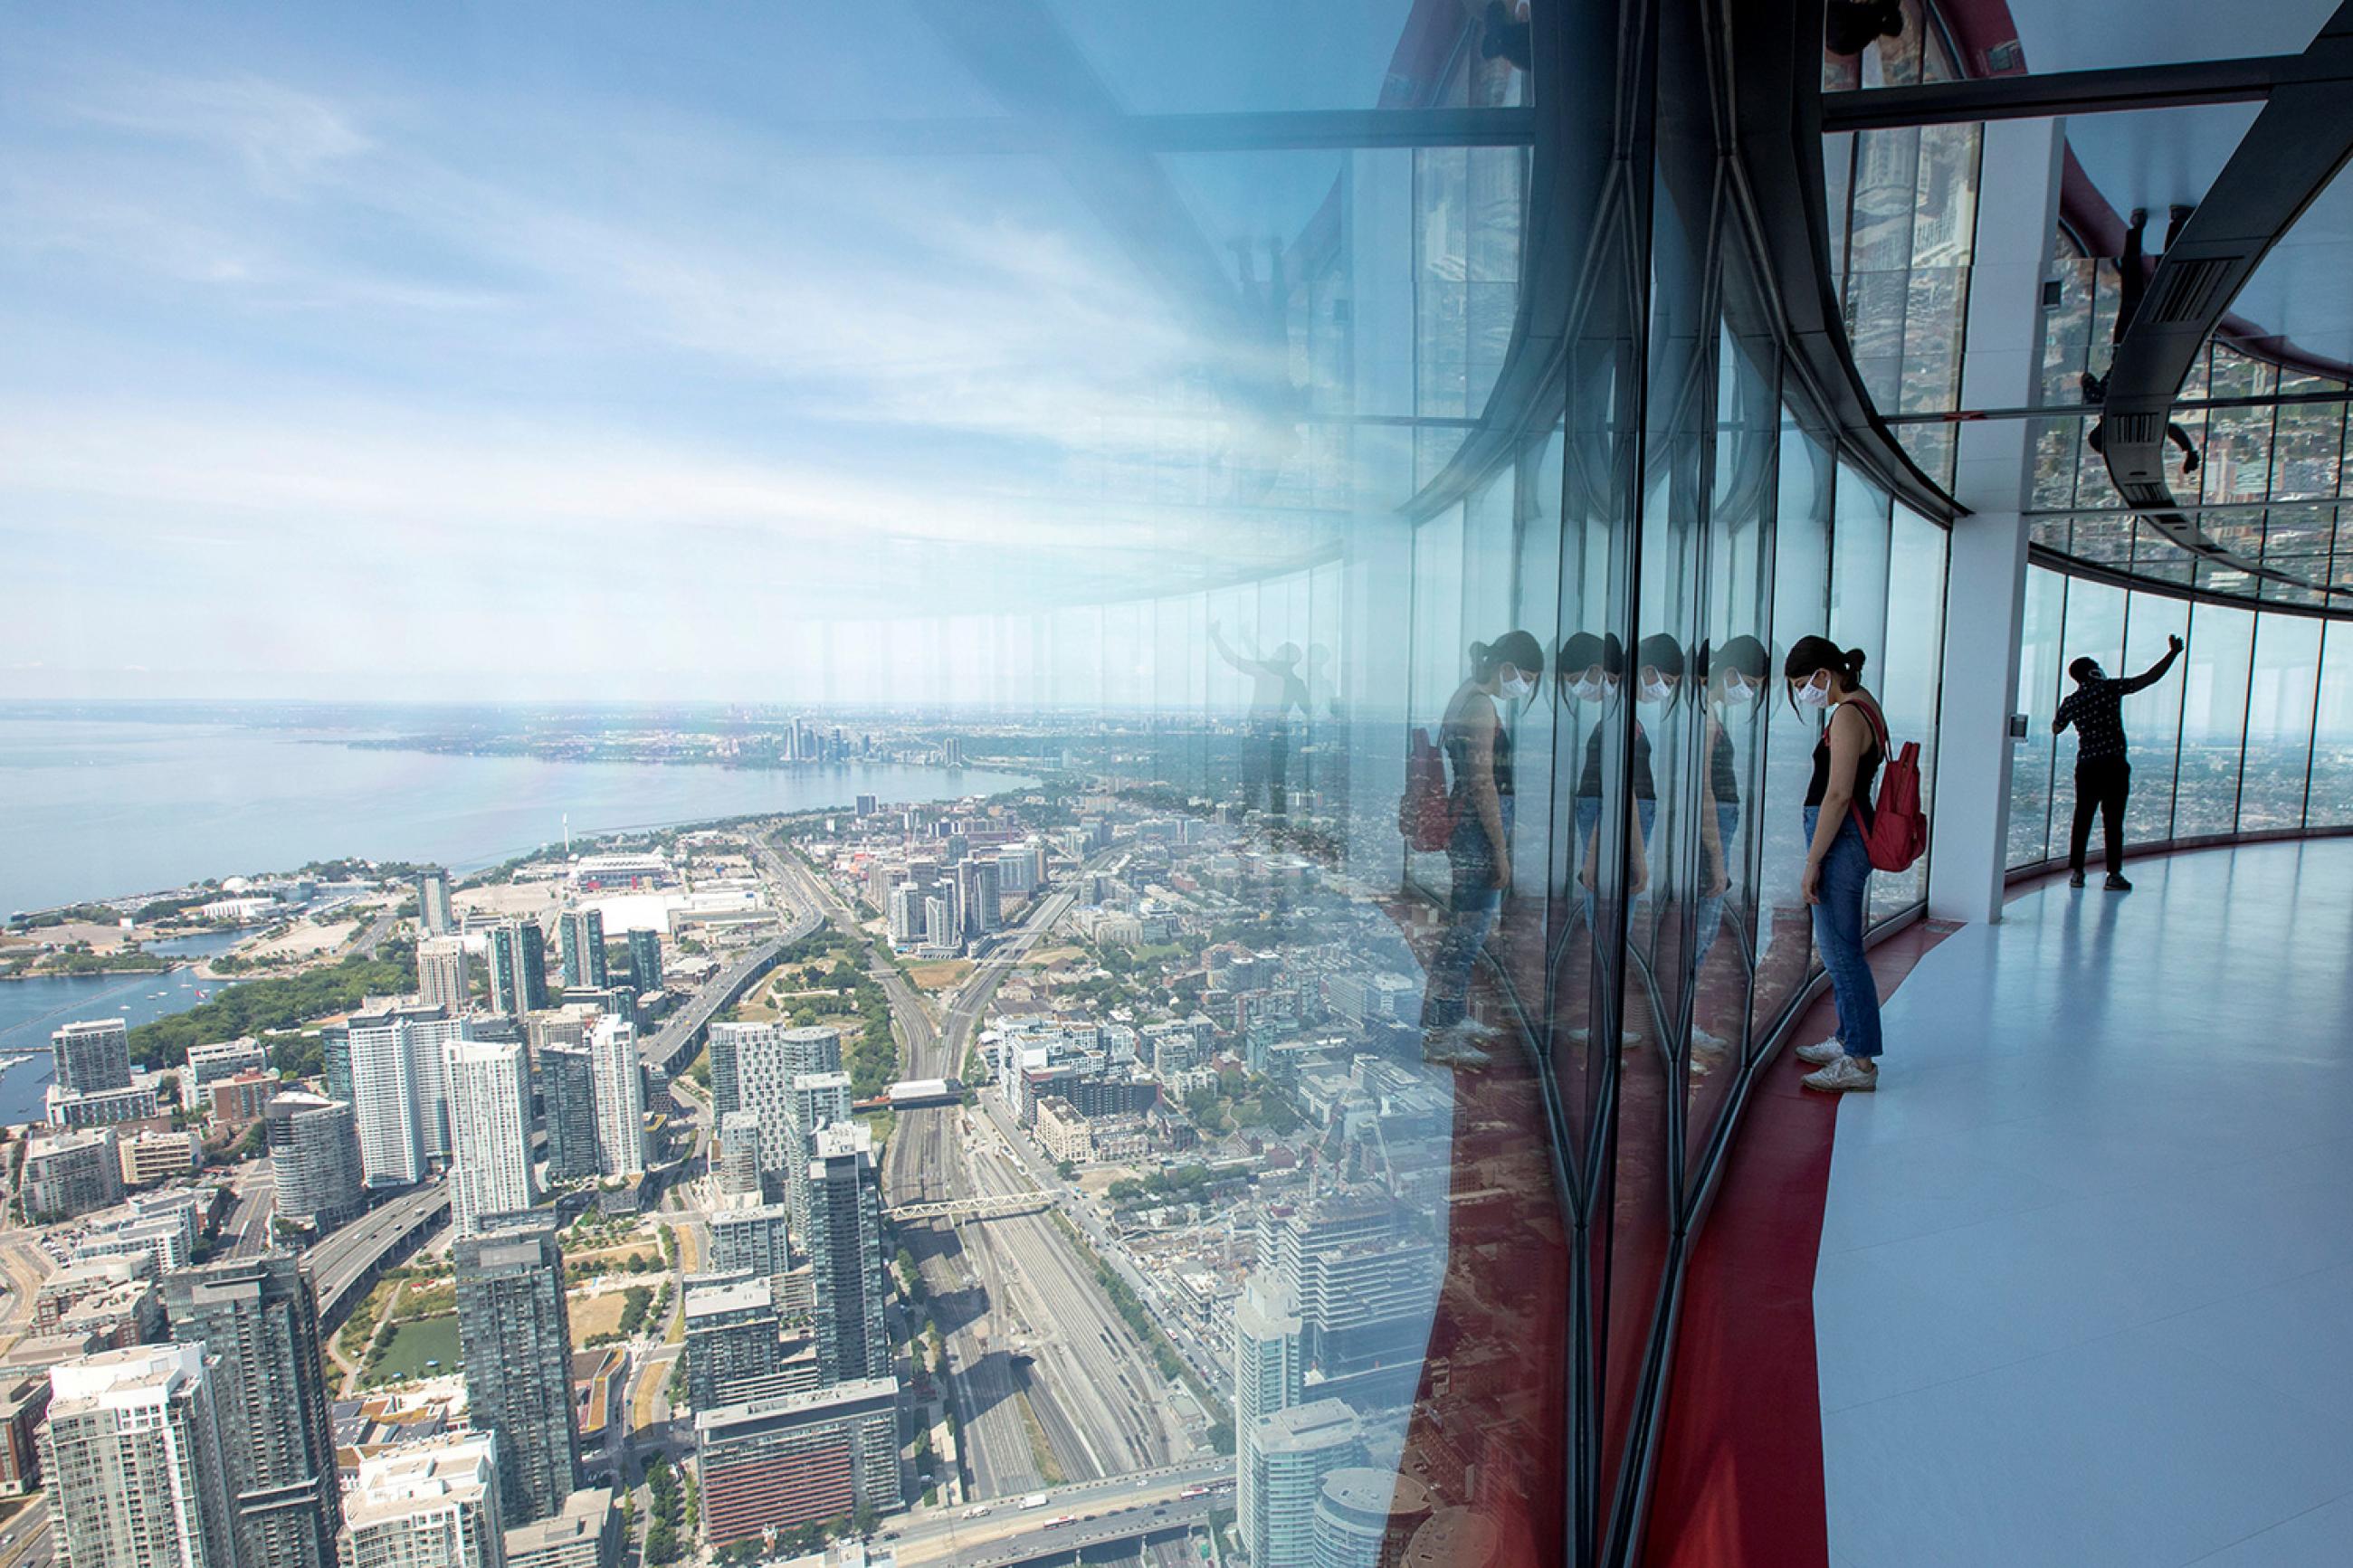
[
  {"xmin": 418, "ymin": 937, "xmax": 471, "ymax": 1013},
  {"xmin": 588, "ymin": 1016, "xmax": 646, "ymax": 1180},
  {"xmin": 43, "ymin": 1343, "xmax": 239, "ymax": 1568},
  {"xmin": 337, "ymin": 1432, "xmax": 508, "ymax": 1568},
  {"xmin": 1234, "ymin": 1271, "xmax": 1306, "ymax": 1552},
  {"xmin": 444, "ymin": 1038, "xmax": 535, "ymax": 1238}
]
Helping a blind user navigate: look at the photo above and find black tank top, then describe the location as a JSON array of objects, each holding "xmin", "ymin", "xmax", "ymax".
[
  {"xmin": 1444, "ymin": 695, "xmax": 1513, "ymax": 798},
  {"xmin": 1805, "ymin": 699, "xmax": 1882, "ymax": 816}
]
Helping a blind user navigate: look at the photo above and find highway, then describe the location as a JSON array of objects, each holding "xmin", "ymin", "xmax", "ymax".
[
  {"xmin": 760, "ymin": 838, "xmax": 1201, "ymax": 1502},
  {"xmin": 310, "ymin": 1182, "xmax": 451, "ymax": 1325}
]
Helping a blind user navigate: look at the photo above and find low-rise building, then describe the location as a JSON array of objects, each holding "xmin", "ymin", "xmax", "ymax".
[
  {"xmin": 0, "ymin": 1377, "xmax": 50, "ymax": 1496},
  {"xmin": 182, "ymin": 1039, "xmax": 270, "ymax": 1108},
  {"xmin": 501, "ymin": 1487, "xmax": 618, "ymax": 1568},
  {"xmin": 211, "ymin": 1069, "xmax": 282, "ymax": 1127},
  {"xmin": 45, "ymin": 1081, "xmax": 161, "ymax": 1130},
  {"xmin": 118, "ymin": 1127, "xmax": 200, "ymax": 1188},
  {"xmin": 22, "ymin": 1128, "xmax": 122, "ymax": 1221},
  {"xmin": 33, "ymin": 1256, "xmax": 154, "ymax": 1334}
]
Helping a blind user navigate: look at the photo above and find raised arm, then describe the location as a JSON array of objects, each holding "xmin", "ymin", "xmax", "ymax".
[
  {"xmin": 1208, "ymin": 619, "xmax": 1259, "ymax": 677},
  {"xmin": 2118, "ymin": 634, "xmax": 2185, "ymax": 694}
]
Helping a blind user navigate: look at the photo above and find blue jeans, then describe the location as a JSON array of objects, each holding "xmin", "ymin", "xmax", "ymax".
[
  {"xmin": 1692, "ymin": 802, "xmax": 1742, "ymax": 965},
  {"xmin": 1804, "ymin": 804, "xmax": 1881, "ymax": 1060},
  {"xmin": 1422, "ymin": 798, "xmax": 1513, "ymax": 1031},
  {"xmin": 1574, "ymin": 795, "xmax": 1656, "ymax": 931}
]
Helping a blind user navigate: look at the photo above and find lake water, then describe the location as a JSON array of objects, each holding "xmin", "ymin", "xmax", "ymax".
[
  {"xmin": 0, "ymin": 714, "xmax": 1034, "ymax": 1122},
  {"xmin": 1, "ymin": 717, "xmax": 1032, "ymax": 917},
  {"xmin": 0, "ymin": 930, "xmax": 246, "ymax": 1123}
]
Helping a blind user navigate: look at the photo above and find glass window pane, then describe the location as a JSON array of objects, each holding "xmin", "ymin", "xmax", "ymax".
[
  {"xmin": 1751, "ymin": 423, "xmax": 1833, "ymax": 1049},
  {"xmin": 2311, "ymin": 623, "xmax": 2353, "ymax": 828},
  {"xmin": 1872, "ymin": 503, "xmax": 1944, "ymax": 919},
  {"xmin": 2240, "ymin": 614, "xmax": 2321, "ymax": 831},
  {"xmin": 2120, "ymin": 594, "xmax": 2189, "ymax": 847},
  {"xmin": 2177, "ymin": 602, "xmax": 2257, "ymax": 837},
  {"xmin": 2009, "ymin": 565, "xmax": 2068, "ymax": 867}
]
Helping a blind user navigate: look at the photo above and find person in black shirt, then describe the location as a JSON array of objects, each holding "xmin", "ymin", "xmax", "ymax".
[{"xmin": 2053, "ymin": 633, "xmax": 2184, "ymax": 890}]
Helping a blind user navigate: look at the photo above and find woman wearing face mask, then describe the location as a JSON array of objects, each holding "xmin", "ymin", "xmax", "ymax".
[
  {"xmin": 1421, "ymin": 630, "xmax": 1543, "ymax": 1068},
  {"xmin": 1563, "ymin": 632, "xmax": 1651, "ymax": 922},
  {"xmin": 1691, "ymin": 635, "xmax": 1769, "ymax": 1059},
  {"xmin": 1784, "ymin": 636, "xmax": 1886, "ymax": 1093}
]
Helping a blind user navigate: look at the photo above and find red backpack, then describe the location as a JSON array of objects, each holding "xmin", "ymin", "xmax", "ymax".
[
  {"xmin": 1846, "ymin": 698, "xmax": 1927, "ymax": 873},
  {"xmin": 1398, "ymin": 727, "xmax": 1455, "ymax": 852}
]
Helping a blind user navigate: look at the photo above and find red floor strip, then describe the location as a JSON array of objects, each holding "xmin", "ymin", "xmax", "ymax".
[{"xmin": 1640, "ymin": 922, "xmax": 1952, "ymax": 1568}]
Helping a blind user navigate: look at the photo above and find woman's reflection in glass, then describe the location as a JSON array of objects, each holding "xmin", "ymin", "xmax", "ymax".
[
  {"xmin": 1690, "ymin": 634, "xmax": 1768, "ymax": 1074},
  {"xmin": 1420, "ymin": 631, "xmax": 1543, "ymax": 1069}
]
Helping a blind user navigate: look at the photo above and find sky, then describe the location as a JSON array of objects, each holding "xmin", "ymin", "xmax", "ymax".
[{"xmin": 0, "ymin": 1, "xmax": 1415, "ymax": 701}]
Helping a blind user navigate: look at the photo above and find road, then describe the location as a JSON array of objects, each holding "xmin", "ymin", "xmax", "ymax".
[
  {"xmin": 759, "ymin": 838, "xmax": 1198, "ymax": 1501},
  {"xmin": 881, "ymin": 1462, "xmax": 1229, "ymax": 1566},
  {"xmin": 225, "ymin": 1168, "xmax": 275, "ymax": 1257},
  {"xmin": 0, "ymin": 1496, "xmax": 53, "ymax": 1568},
  {"xmin": 0, "ymin": 1225, "xmax": 54, "ymax": 1346},
  {"xmin": 310, "ymin": 1183, "xmax": 452, "ymax": 1324}
]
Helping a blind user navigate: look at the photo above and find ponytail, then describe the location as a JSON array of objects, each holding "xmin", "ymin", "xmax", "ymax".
[{"xmin": 1784, "ymin": 634, "xmax": 1867, "ymax": 714}]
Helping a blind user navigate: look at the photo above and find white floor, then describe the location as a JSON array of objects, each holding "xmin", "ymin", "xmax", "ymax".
[{"xmin": 1815, "ymin": 840, "xmax": 2353, "ymax": 1568}]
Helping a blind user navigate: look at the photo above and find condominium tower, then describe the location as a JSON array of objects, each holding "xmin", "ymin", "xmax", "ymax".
[{"xmin": 161, "ymin": 1254, "xmax": 343, "ymax": 1568}]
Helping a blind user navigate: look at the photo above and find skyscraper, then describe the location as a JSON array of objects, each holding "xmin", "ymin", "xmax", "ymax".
[
  {"xmin": 418, "ymin": 937, "xmax": 471, "ymax": 1014},
  {"xmin": 414, "ymin": 870, "xmax": 456, "ymax": 936},
  {"xmin": 784, "ymin": 1070, "xmax": 851, "ymax": 1242},
  {"xmin": 704, "ymin": 1021, "xmax": 755, "ymax": 1119},
  {"xmin": 488, "ymin": 922, "xmax": 550, "ymax": 1018},
  {"xmin": 338, "ymin": 1432, "xmax": 506, "ymax": 1568},
  {"xmin": 887, "ymin": 883, "xmax": 923, "ymax": 948},
  {"xmin": 1234, "ymin": 1272, "xmax": 1304, "ymax": 1550},
  {"xmin": 444, "ymin": 1039, "xmax": 534, "ymax": 1238},
  {"xmin": 454, "ymin": 1215, "xmax": 579, "ymax": 1526},
  {"xmin": 955, "ymin": 858, "xmax": 1001, "ymax": 937},
  {"xmin": 736, "ymin": 1025, "xmax": 843, "ymax": 1179},
  {"xmin": 52, "ymin": 1018, "xmax": 132, "ymax": 1095},
  {"xmin": 682, "ymin": 1274, "xmax": 786, "ymax": 1411},
  {"xmin": 625, "ymin": 927, "xmax": 662, "ymax": 993},
  {"xmin": 803, "ymin": 1121, "xmax": 887, "ymax": 1385},
  {"xmin": 161, "ymin": 1254, "xmax": 342, "ymax": 1568},
  {"xmin": 1244, "ymin": 1399, "xmax": 1362, "ymax": 1568},
  {"xmin": 587, "ymin": 1016, "xmax": 645, "ymax": 1180},
  {"xmin": 345, "ymin": 1013, "xmax": 423, "ymax": 1187},
  {"xmin": 265, "ymin": 1093, "xmax": 365, "ymax": 1231},
  {"xmin": 556, "ymin": 909, "xmax": 606, "ymax": 990},
  {"xmin": 538, "ymin": 1043, "xmax": 598, "ymax": 1184},
  {"xmin": 43, "ymin": 1343, "xmax": 238, "ymax": 1568},
  {"xmin": 713, "ymin": 1110, "xmax": 763, "ymax": 1199}
]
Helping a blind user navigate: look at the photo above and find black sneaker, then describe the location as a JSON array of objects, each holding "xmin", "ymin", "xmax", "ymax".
[
  {"xmin": 2068, "ymin": 870, "xmax": 2085, "ymax": 889},
  {"xmin": 2104, "ymin": 873, "xmax": 2133, "ymax": 892}
]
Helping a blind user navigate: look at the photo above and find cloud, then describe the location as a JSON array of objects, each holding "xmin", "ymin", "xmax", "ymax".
[{"xmin": 60, "ymin": 71, "xmax": 373, "ymax": 194}]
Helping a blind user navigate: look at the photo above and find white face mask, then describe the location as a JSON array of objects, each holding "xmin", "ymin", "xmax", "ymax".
[
  {"xmin": 1500, "ymin": 671, "xmax": 1535, "ymax": 703},
  {"xmin": 1638, "ymin": 675, "xmax": 1676, "ymax": 705},
  {"xmin": 1566, "ymin": 676, "xmax": 1605, "ymax": 704},
  {"xmin": 1792, "ymin": 675, "xmax": 1832, "ymax": 709}
]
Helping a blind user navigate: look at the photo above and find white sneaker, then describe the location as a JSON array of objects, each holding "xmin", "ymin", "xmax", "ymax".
[
  {"xmin": 1802, "ymin": 1055, "xmax": 1878, "ymax": 1094},
  {"xmin": 1691, "ymin": 1025, "xmax": 1732, "ymax": 1057},
  {"xmin": 1794, "ymin": 1036, "xmax": 1845, "ymax": 1067},
  {"xmin": 1454, "ymin": 1016, "xmax": 1501, "ymax": 1041}
]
